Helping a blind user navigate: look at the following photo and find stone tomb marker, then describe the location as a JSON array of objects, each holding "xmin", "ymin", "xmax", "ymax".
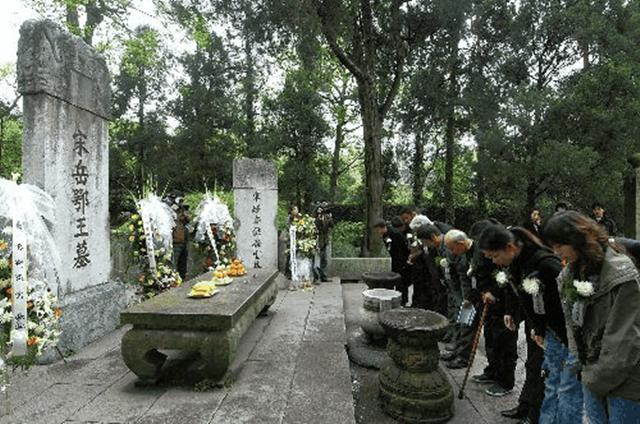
[
  {"xmin": 233, "ymin": 159, "xmax": 278, "ymax": 271},
  {"xmin": 17, "ymin": 20, "xmax": 124, "ymax": 354}
]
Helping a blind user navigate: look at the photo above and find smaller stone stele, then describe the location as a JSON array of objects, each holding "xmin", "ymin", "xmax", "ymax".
[
  {"xmin": 378, "ymin": 308, "xmax": 454, "ymax": 424},
  {"xmin": 362, "ymin": 271, "xmax": 402, "ymax": 290},
  {"xmin": 360, "ymin": 288, "xmax": 402, "ymax": 345}
]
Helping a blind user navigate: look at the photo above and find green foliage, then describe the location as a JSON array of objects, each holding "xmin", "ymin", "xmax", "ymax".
[{"xmin": 331, "ymin": 221, "xmax": 363, "ymax": 257}]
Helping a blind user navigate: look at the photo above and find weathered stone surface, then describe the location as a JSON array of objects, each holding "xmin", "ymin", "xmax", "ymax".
[
  {"xmin": 363, "ymin": 271, "xmax": 402, "ymax": 290},
  {"xmin": 360, "ymin": 289, "xmax": 402, "ymax": 344},
  {"xmin": 17, "ymin": 19, "xmax": 110, "ymax": 118},
  {"xmin": 137, "ymin": 388, "xmax": 226, "ymax": 424},
  {"xmin": 233, "ymin": 159, "xmax": 278, "ymax": 271},
  {"xmin": 18, "ymin": 19, "xmax": 118, "ymax": 356},
  {"xmin": 283, "ymin": 342, "xmax": 356, "ymax": 424},
  {"xmin": 329, "ymin": 257, "xmax": 391, "ymax": 280},
  {"xmin": 120, "ymin": 269, "xmax": 279, "ymax": 384},
  {"xmin": 378, "ymin": 308, "xmax": 454, "ymax": 423}
]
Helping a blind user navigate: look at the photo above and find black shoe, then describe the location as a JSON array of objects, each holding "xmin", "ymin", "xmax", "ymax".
[
  {"xmin": 471, "ymin": 373, "xmax": 496, "ymax": 385},
  {"xmin": 440, "ymin": 350, "xmax": 457, "ymax": 361},
  {"xmin": 501, "ymin": 407, "xmax": 526, "ymax": 419},
  {"xmin": 485, "ymin": 383, "xmax": 513, "ymax": 397},
  {"xmin": 445, "ymin": 357, "xmax": 468, "ymax": 369}
]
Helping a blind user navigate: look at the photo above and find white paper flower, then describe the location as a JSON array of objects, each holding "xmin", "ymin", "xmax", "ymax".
[
  {"xmin": 573, "ymin": 280, "xmax": 595, "ymax": 297},
  {"xmin": 467, "ymin": 266, "xmax": 474, "ymax": 277},
  {"xmin": 440, "ymin": 258, "xmax": 449, "ymax": 269},
  {"xmin": 495, "ymin": 271, "xmax": 509, "ymax": 287},
  {"xmin": 522, "ymin": 278, "xmax": 541, "ymax": 296}
]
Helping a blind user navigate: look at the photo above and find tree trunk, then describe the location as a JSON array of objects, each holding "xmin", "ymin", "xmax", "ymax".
[
  {"xmin": 329, "ymin": 118, "xmax": 344, "ymax": 204},
  {"xmin": 412, "ymin": 133, "xmax": 425, "ymax": 206},
  {"xmin": 358, "ymin": 80, "xmax": 384, "ymax": 257},
  {"xmin": 443, "ymin": 29, "xmax": 460, "ymax": 224},
  {"xmin": 243, "ymin": 26, "xmax": 257, "ymax": 154}
]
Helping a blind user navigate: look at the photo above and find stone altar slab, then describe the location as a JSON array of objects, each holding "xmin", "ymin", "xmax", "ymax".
[{"xmin": 120, "ymin": 269, "xmax": 279, "ymax": 384}]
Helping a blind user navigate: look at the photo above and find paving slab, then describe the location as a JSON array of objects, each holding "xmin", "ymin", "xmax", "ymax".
[
  {"xmin": 210, "ymin": 360, "xmax": 297, "ymax": 424},
  {"xmin": 136, "ymin": 388, "xmax": 227, "ymax": 424},
  {"xmin": 283, "ymin": 341, "xmax": 355, "ymax": 424},
  {"xmin": 0, "ymin": 382, "xmax": 105, "ymax": 424},
  {"xmin": 70, "ymin": 374, "xmax": 166, "ymax": 423}
]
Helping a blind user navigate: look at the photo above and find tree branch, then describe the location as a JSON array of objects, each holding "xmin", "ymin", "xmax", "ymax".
[{"xmin": 313, "ymin": 1, "xmax": 368, "ymax": 82}]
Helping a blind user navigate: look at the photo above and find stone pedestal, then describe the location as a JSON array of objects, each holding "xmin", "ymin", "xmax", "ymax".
[
  {"xmin": 17, "ymin": 19, "xmax": 125, "ymax": 355},
  {"xmin": 362, "ymin": 271, "xmax": 402, "ymax": 290},
  {"xmin": 233, "ymin": 159, "xmax": 278, "ymax": 271},
  {"xmin": 379, "ymin": 308, "xmax": 454, "ymax": 423},
  {"xmin": 360, "ymin": 289, "xmax": 402, "ymax": 345}
]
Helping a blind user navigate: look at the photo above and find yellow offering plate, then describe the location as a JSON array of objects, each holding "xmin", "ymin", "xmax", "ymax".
[
  {"xmin": 212, "ymin": 276, "xmax": 233, "ymax": 286},
  {"xmin": 188, "ymin": 281, "xmax": 218, "ymax": 298}
]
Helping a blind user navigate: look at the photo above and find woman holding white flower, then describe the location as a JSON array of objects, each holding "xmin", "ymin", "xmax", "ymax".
[
  {"xmin": 479, "ymin": 224, "xmax": 582, "ymax": 424},
  {"xmin": 543, "ymin": 211, "xmax": 640, "ymax": 423}
]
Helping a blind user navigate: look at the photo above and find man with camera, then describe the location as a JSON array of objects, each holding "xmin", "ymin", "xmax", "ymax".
[{"xmin": 314, "ymin": 202, "xmax": 334, "ymax": 282}]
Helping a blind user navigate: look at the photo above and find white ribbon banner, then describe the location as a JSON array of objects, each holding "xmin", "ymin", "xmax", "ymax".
[
  {"xmin": 139, "ymin": 209, "xmax": 157, "ymax": 273},
  {"xmin": 289, "ymin": 225, "xmax": 298, "ymax": 282},
  {"xmin": 206, "ymin": 223, "xmax": 220, "ymax": 266},
  {"xmin": 11, "ymin": 219, "xmax": 28, "ymax": 356}
]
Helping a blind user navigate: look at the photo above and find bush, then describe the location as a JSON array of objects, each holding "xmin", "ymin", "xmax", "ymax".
[{"xmin": 331, "ymin": 221, "xmax": 364, "ymax": 257}]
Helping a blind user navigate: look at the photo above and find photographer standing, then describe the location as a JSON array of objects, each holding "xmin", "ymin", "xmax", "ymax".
[{"xmin": 314, "ymin": 202, "xmax": 334, "ymax": 283}]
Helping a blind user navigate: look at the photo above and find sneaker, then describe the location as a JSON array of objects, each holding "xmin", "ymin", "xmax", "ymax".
[
  {"xmin": 471, "ymin": 373, "xmax": 496, "ymax": 385},
  {"xmin": 485, "ymin": 384, "xmax": 513, "ymax": 397}
]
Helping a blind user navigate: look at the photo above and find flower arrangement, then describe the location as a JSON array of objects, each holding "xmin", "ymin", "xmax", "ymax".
[
  {"xmin": 0, "ymin": 237, "xmax": 61, "ymax": 390},
  {"xmin": 522, "ymin": 277, "xmax": 542, "ymax": 296},
  {"xmin": 494, "ymin": 270, "xmax": 509, "ymax": 288},
  {"xmin": 435, "ymin": 256, "xmax": 448, "ymax": 269},
  {"xmin": 126, "ymin": 210, "xmax": 182, "ymax": 298},
  {"xmin": 194, "ymin": 195, "xmax": 236, "ymax": 270},
  {"xmin": 561, "ymin": 278, "xmax": 595, "ymax": 303},
  {"xmin": 292, "ymin": 215, "xmax": 318, "ymax": 258}
]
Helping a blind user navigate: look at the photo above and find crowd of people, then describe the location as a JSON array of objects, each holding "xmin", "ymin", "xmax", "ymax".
[{"xmin": 374, "ymin": 203, "xmax": 640, "ymax": 424}]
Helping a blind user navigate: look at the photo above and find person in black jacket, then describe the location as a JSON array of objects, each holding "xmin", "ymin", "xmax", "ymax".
[
  {"xmin": 591, "ymin": 202, "xmax": 618, "ymax": 236},
  {"xmin": 479, "ymin": 225, "xmax": 583, "ymax": 424},
  {"xmin": 374, "ymin": 219, "xmax": 410, "ymax": 304},
  {"xmin": 524, "ymin": 207, "xmax": 543, "ymax": 237},
  {"xmin": 417, "ymin": 222, "xmax": 453, "ymax": 317}
]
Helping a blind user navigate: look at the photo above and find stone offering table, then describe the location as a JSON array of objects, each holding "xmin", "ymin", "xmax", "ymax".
[
  {"xmin": 120, "ymin": 268, "xmax": 278, "ymax": 385},
  {"xmin": 379, "ymin": 308, "xmax": 454, "ymax": 423},
  {"xmin": 362, "ymin": 271, "xmax": 402, "ymax": 290},
  {"xmin": 360, "ymin": 289, "xmax": 402, "ymax": 345}
]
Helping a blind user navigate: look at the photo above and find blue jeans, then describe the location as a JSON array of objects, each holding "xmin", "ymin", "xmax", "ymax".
[
  {"xmin": 539, "ymin": 332, "xmax": 584, "ymax": 424},
  {"xmin": 583, "ymin": 386, "xmax": 640, "ymax": 423}
]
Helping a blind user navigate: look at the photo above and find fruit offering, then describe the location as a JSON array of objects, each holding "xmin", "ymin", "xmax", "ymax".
[
  {"xmin": 227, "ymin": 259, "xmax": 247, "ymax": 277},
  {"xmin": 212, "ymin": 265, "xmax": 233, "ymax": 286},
  {"xmin": 189, "ymin": 281, "xmax": 218, "ymax": 298}
]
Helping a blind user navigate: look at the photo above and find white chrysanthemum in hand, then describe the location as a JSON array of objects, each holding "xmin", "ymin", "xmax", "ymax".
[
  {"xmin": 573, "ymin": 280, "xmax": 595, "ymax": 297},
  {"xmin": 440, "ymin": 258, "xmax": 448, "ymax": 269},
  {"xmin": 495, "ymin": 271, "xmax": 508, "ymax": 287},
  {"xmin": 522, "ymin": 278, "xmax": 541, "ymax": 296}
]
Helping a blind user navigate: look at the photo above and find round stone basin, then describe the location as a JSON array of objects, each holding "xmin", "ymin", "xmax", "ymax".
[
  {"xmin": 362, "ymin": 272, "xmax": 402, "ymax": 290},
  {"xmin": 360, "ymin": 289, "xmax": 402, "ymax": 345},
  {"xmin": 379, "ymin": 308, "xmax": 449, "ymax": 341}
]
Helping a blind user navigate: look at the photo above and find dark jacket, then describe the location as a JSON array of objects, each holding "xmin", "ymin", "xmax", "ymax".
[
  {"xmin": 559, "ymin": 248, "xmax": 640, "ymax": 401},
  {"xmin": 523, "ymin": 221, "xmax": 542, "ymax": 237},
  {"xmin": 464, "ymin": 242, "xmax": 498, "ymax": 306},
  {"xmin": 507, "ymin": 245, "xmax": 567, "ymax": 345},
  {"xmin": 383, "ymin": 227, "xmax": 409, "ymax": 274},
  {"xmin": 614, "ymin": 237, "xmax": 640, "ymax": 264},
  {"xmin": 593, "ymin": 214, "xmax": 618, "ymax": 237}
]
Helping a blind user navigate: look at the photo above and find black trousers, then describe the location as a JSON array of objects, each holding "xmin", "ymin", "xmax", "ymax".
[
  {"xmin": 517, "ymin": 320, "xmax": 545, "ymax": 424},
  {"xmin": 483, "ymin": 309, "xmax": 518, "ymax": 389}
]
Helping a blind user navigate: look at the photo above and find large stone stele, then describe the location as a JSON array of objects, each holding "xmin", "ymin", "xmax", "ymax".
[
  {"xmin": 378, "ymin": 308, "xmax": 454, "ymax": 423},
  {"xmin": 17, "ymin": 19, "xmax": 125, "ymax": 355}
]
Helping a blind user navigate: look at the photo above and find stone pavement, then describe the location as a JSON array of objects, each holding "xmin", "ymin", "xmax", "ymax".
[
  {"xmin": 0, "ymin": 279, "xmax": 531, "ymax": 424},
  {"xmin": 0, "ymin": 280, "xmax": 355, "ymax": 424}
]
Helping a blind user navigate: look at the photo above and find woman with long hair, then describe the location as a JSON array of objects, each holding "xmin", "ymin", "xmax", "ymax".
[
  {"xmin": 543, "ymin": 211, "xmax": 640, "ymax": 423},
  {"xmin": 479, "ymin": 224, "xmax": 583, "ymax": 424}
]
